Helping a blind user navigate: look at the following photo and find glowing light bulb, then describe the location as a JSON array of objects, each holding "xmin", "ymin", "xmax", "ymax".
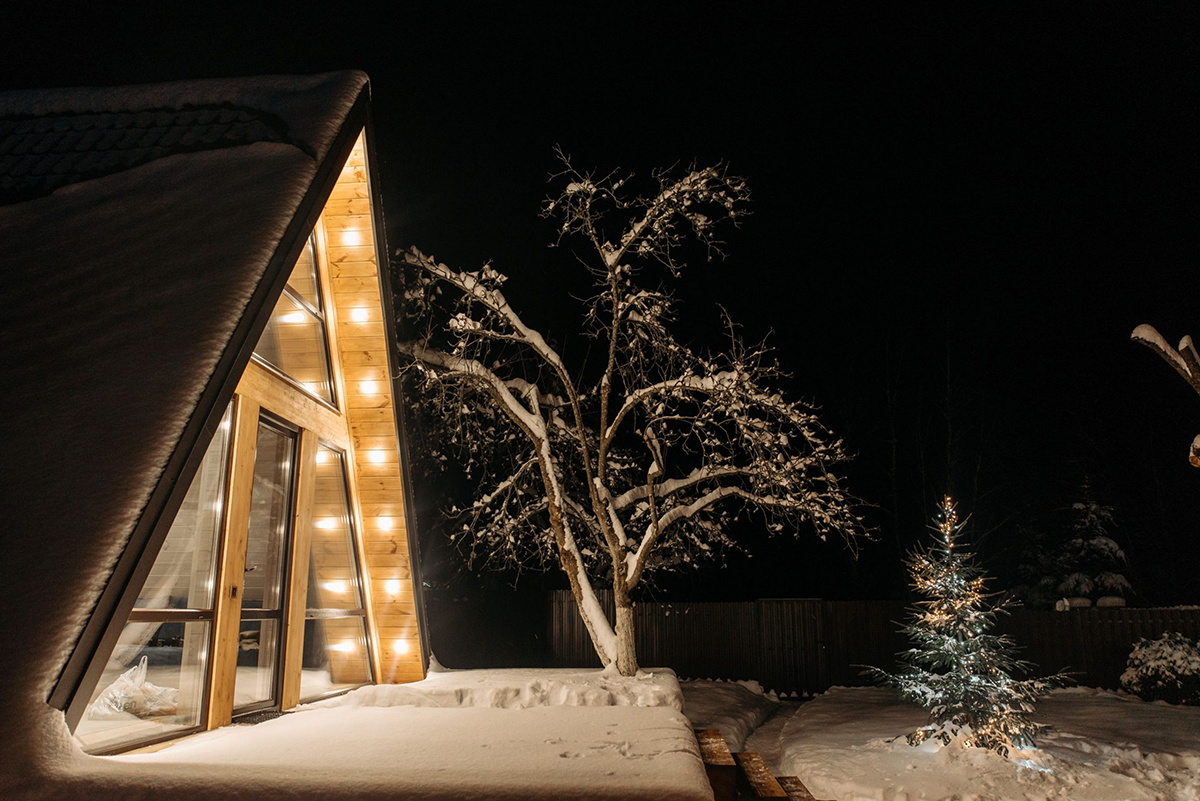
[
  {"xmin": 321, "ymin": 580, "xmax": 349, "ymax": 593},
  {"xmin": 385, "ymin": 579, "xmax": 401, "ymax": 596},
  {"xmin": 367, "ymin": 450, "xmax": 387, "ymax": 464},
  {"xmin": 330, "ymin": 641, "xmax": 355, "ymax": 653},
  {"xmin": 341, "ymin": 230, "xmax": 362, "ymax": 247},
  {"xmin": 392, "ymin": 640, "xmax": 410, "ymax": 655},
  {"xmin": 315, "ymin": 518, "xmax": 337, "ymax": 530},
  {"xmin": 281, "ymin": 312, "xmax": 306, "ymax": 324},
  {"xmin": 376, "ymin": 517, "xmax": 394, "ymax": 531},
  {"xmin": 360, "ymin": 380, "xmax": 378, "ymax": 394},
  {"xmin": 350, "ymin": 308, "xmax": 369, "ymax": 323},
  {"xmin": 316, "ymin": 450, "xmax": 329, "ymax": 464}
]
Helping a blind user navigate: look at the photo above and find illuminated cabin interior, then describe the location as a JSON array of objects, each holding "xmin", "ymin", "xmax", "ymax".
[{"xmin": 0, "ymin": 72, "xmax": 426, "ymax": 757}]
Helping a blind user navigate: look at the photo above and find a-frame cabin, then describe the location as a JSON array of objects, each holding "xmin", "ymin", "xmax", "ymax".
[{"xmin": 0, "ymin": 71, "xmax": 426, "ymax": 768}]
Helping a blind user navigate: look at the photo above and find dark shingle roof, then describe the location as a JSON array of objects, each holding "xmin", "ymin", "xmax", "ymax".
[{"xmin": 0, "ymin": 103, "xmax": 294, "ymax": 205}]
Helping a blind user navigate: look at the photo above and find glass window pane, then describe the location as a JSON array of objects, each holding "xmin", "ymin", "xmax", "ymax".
[
  {"xmin": 242, "ymin": 423, "xmax": 295, "ymax": 612},
  {"xmin": 135, "ymin": 405, "xmax": 231, "ymax": 610},
  {"xmin": 233, "ymin": 619, "xmax": 280, "ymax": 709},
  {"xmin": 299, "ymin": 617, "xmax": 371, "ymax": 701},
  {"xmin": 307, "ymin": 447, "xmax": 364, "ymax": 612},
  {"xmin": 286, "ymin": 236, "xmax": 320, "ymax": 310},
  {"xmin": 253, "ymin": 293, "xmax": 335, "ymax": 404},
  {"xmin": 75, "ymin": 620, "xmax": 210, "ymax": 752}
]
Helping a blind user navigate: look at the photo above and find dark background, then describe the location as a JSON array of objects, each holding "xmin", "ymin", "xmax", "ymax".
[{"xmin": 5, "ymin": 5, "xmax": 1196, "ymax": 663}]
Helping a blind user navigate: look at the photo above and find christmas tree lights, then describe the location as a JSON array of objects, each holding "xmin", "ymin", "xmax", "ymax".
[{"xmin": 869, "ymin": 495, "xmax": 1064, "ymax": 757}]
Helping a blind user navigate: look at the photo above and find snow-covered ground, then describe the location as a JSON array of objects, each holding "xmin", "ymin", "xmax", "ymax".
[
  {"xmin": 679, "ymin": 679, "xmax": 778, "ymax": 751},
  {"xmin": 69, "ymin": 668, "xmax": 1200, "ymax": 801},
  {"xmin": 106, "ymin": 667, "xmax": 712, "ymax": 801},
  {"xmin": 769, "ymin": 686, "xmax": 1200, "ymax": 801}
]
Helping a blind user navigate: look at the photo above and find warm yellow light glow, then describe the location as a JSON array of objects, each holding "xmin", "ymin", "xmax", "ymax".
[
  {"xmin": 281, "ymin": 312, "xmax": 306, "ymax": 324},
  {"xmin": 367, "ymin": 450, "xmax": 387, "ymax": 464},
  {"xmin": 330, "ymin": 641, "xmax": 355, "ymax": 653},
  {"xmin": 350, "ymin": 307, "xmax": 370, "ymax": 323},
  {"xmin": 316, "ymin": 450, "xmax": 329, "ymax": 464},
  {"xmin": 360, "ymin": 380, "xmax": 378, "ymax": 394},
  {"xmin": 341, "ymin": 230, "xmax": 362, "ymax": 247},
  {"xmin": 392, "ymin": 640, "xmax": 410, "ymax": 655},
  {"xmin": 376, "ymin": 516, "xmax": 394, "ymax": 531},
  {"xmin": 321, "ymin": 580, "xmax": 349, "ymax": 593},
  {"xmin": 385, "ymin": 579, "xmax": 402, "ymax": 596},
  {"xmin": 302, "ymin": 382, "xmax": 319, "ymax": 394},
  {"xmin": 315, "ymin": 518, "xmax": 337, "ymax": 530}
]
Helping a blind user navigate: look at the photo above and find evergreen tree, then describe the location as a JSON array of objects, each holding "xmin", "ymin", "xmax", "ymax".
[
  {"xmin": 870, "ymin": 495, "xmax": 1063, "ymax": 757},
  {"xmin": 1058, "ymin": 481, "xmax": 1131, "ymax": 601}
]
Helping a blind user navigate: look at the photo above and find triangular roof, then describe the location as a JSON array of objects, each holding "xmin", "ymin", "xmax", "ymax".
[{"xmin": 0, "ymin": 71, "xmax": 375, "ymax": 789}]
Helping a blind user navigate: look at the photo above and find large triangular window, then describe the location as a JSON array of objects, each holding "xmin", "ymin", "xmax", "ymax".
[{"xmin": 253, "ymin": 234, "xmax": 337, "ymax": 406}]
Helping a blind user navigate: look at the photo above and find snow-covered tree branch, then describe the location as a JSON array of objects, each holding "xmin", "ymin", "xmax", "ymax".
[
  {"xmin": 1131, "ymin": 324, "xmax": 1200, "ymax": 467},
  {"xmin": 398, "ymin": 152, "xmax": 870, "ymax": 674}
]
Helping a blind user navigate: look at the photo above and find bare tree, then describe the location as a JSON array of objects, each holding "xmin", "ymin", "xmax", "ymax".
[
  {"xmin": 398, "ymin": 152, "xmax": 869, "ymax": 675},
  {"xmin": 1131, "ymin": 325, "xmax": 1200, "ymax": 467}
]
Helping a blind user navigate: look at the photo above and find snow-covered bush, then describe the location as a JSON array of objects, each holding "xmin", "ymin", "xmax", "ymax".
[{"xmin": 1120, "ymin": 632, "xmax": 1200, "ymax": 705}]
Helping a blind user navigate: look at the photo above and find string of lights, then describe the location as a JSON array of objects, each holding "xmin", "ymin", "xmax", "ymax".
[{"xmin": 867, "ymin": 495, "xmax": 1066, "ymax": 757}]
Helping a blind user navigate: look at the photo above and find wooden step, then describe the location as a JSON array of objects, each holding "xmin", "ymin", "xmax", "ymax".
[
  {"xmin": 695, "ymin": 728, "xmax": 836, "ymax": 801},
  {"xmin": 776, "ymin": 775, "xmax": 835, "ymax": 801},
  {"xmin": 694, "ymin": 729, "xmax": 737, "ymax": 801},
  {"xmin": 734, "ymin": 751, "xmax": 786, "ymax": 798}
]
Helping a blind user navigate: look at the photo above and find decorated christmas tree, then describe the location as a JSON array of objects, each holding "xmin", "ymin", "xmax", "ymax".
[{"xmin": 871, "ymin": 495, "xmax": 1062, "ymax": 757}]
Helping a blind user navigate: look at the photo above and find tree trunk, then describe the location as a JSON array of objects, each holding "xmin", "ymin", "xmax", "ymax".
[{"xmin": 613, "ymin": 588, "xmax": 638, "ymax": 676}]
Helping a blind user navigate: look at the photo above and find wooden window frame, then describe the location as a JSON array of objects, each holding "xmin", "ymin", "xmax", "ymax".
[
  {"xmin": 294, "ymin": 442, "xmax": 376, "ymax": 705},
  {"xmin": 229, "ymin": 413, "xmax": 300, "ymax": 719},
  {"xmin": 69, "ymin": 155, "xmax": 415, "ymax": 750},
  {"xmin": 250, "ymin": 231, "xmax": 342, "ymax": 412}
]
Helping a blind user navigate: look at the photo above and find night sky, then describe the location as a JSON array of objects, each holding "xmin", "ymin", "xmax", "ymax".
[{"xmin": 5, "ymin": 7, "xmax": 1197, "ymax": 617}]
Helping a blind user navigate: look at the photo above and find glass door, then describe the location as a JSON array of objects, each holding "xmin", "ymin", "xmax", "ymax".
[
  {"xmin": 233, "ymin": 416, "xmax": 297, "ymax": 714},
  {"xmin": 300, "ymin": 444, "xmax": 374, "ymax": 701}
]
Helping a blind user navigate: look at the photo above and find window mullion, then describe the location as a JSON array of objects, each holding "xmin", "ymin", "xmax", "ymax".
[
  {"xmin": 206, "ymin": 396, "xmax": 261, "ymax": 729},
  {"xmin": 280, "ymin": 429, "xmax": 319, "ymax": 710}
]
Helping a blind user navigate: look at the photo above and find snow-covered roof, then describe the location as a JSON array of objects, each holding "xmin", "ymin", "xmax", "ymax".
[{"xmin": 0, "ymin": 71, "xmax": 369, "ymax": 794}]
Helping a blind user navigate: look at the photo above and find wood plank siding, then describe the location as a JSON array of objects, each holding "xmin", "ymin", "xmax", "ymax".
[
  {"xmin": 318, "ymin": 133, "xmax": 424, "ymax": 684},
  {"xmin": 223, "ymin": 129, "xmax": 423, "ymax": 709}
]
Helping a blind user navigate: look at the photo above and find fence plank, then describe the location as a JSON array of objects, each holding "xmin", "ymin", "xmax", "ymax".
[{"xmin": 548, "ymin": 591, "xmax": 1200, "ymax": 694}]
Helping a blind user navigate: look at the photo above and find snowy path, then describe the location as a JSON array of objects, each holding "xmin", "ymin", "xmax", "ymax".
[
  {"xmin": 679, "ymin": 679, "xmax": 777, "ymax": 751},
  {"xmin": 744, "ymin": 701, "xmax": 804, "ymax": 772}
]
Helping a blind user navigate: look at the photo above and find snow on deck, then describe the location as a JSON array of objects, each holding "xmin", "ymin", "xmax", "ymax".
[
  {"xmin": 116, "ymin": 705, "xmax": 710, "ymax": 801},
  {"xmin": 777, "ymin": 686, "xmax": 1200, "ymax": 801},
  {"xmin": 310, "ymin": 665, "xmax": 685, "ymax": 710},
  {"xmin": 73, "ymin": 668, "xmax": 711, "ymax": 801}
]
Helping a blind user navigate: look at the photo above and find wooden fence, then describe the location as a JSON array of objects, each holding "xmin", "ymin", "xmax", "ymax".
[{"xmin": 549, "ymin": 591, "xmax": 1200, "ymax": 694}]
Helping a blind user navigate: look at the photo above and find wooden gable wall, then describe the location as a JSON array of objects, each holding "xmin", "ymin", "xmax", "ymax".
[{"xmin": 322, "ymin": 133, "xmax": 424, "ymax": 684}]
